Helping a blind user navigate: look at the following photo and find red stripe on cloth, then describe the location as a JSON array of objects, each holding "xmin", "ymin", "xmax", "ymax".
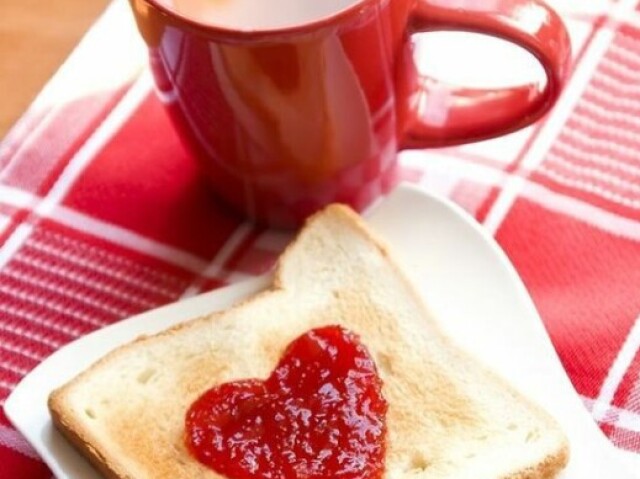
[
  {"xmin": 1, "ymin": 409, "xmax": 12, "ymax": 427},
  {"xmin": 0, "ymin": 218, "xmax": 207, "ymax": 404},
  {"xmin": 534, "ymin": 23, "xmax": 640, "ymax": 220},
  {"xmin": 31, "ymin": 220, "xmax": 195, "ymax": 304},
  {"xmin": 2, "ymin": 85, "xmax": 131, "ymax": 197},
  {"xmin": 0, "ymin": 272, "xmax": 112, "ymax": 339},
  {"xmin": 0, "ymin": 411, "xmax": 50, "ymax": 478},
  {"xmin": 450, "ymin": 179, "xmax": 496, "ymax": 217},
  {"xmin": 0, "ymin": 85, "xmax": 132, "ymax": 249},
  {"xmin": 0, "ymin": 444, "xmax": 50, "ymax": 478},
  {"xmin": 600, "ymin": 422, "xmax": 616, "ymax": 438},
  {"xmin": 495, "ymin": 199, "xmax": 640, "ymax": 399},
  {"xmin": 474, "ymin": 127, "xmax": 542, "ymax": 223},
  {"xmin": 0, "ymin": 358, "xmax": 25, "ymax": 389},
  {"xmin": 0, "ymin": 326, "xmax": 54, "ymax": 364},
  {"xmin": 0, "ymin": 303, "xmax": 73, "ymax": 351},
  {"xmin": 613, "ymin": 347, "xmax": 640, "ymax": 409},
  {"xmin": 223, "ymin": 229, "xmax": 282, "ymax": 277},
  {"xmin": 0, "ymin": 220, "xmax": 199, "ymax": 396},
  {"xmin": 182, "ymin": 224, "xmax": 260, "ymax": 295},
  {"xmin": 0, "ymin": 297, "xmax": 90, "ymax": 347},
  {"xmin": 4, "ymin": 254, "xmax": 143, "ymax": 321},
  {"xmin": 228, "ymin": 247, "xmax": 280, "ymax": 277},
  {"xmin": 222, "ymin": 228, "xmax": 267, "ymax": 274},
  {"xmin": 475, "ymin": 185, "xmax": 500, "ymax": 224},
  {"xmin": 609, "ymin": 423, "xmax": 640, "ymax": 453},
  {"xmin": 62, "ymin": 94, "xmax": 244, "ymax": 259},
  {"xmin": 198, "ymin": 278, "xmax": 228, "ymax": 293},
  {"xmin": 474, "ymin": 13, "xmax": 606, "ymax": 223},
  {"xmin": 0, "ymin": 347, "xmax": 40, "ymax": 386},
  {"xmin": 0, "ymin": 212, "xmax": 31, "ymax": 251},
  {"xmin": 0, "ymin": 108, "xmax": 50, "ymax": 171},
  {"xmin": 0, "ymin": 214, "xmax": 31, "ymax": 250}
]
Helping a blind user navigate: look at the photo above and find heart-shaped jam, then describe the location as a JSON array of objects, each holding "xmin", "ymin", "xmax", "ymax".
[{"xmin": 185, "ymin": 325, "xmax": 387, "ymax": 479}]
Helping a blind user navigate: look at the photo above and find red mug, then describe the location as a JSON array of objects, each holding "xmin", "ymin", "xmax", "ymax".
[{"xmin": 129, "ymin": 0, "xmax": 571, "ymax": 228}]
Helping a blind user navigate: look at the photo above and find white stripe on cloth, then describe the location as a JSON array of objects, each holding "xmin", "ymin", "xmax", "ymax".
[
  {"xmin": 592, "ymin": 315, "xmax": 640, "ymax": 424},
  {"xmin": 521, "ymin": 181, "xmax": 640, "ymax": 240},
  {"xmin": 583, "ymin": 82, "xmax": 640, "ymax": 111},
  {"xmin": 0, "ymin": 361, "xmax": 29, "ymax": 378},
  {"xmin": 17, "ymin": 245, "xmax": 178, "ymax": 300},
  {"xmin": 0, "ymin": 109, "xmax": 61, "ymax": 182},
  {"xmin": 0, "ymin": 283, "xmax": 107, "ymax": 328},
  {"xmin": 563, "ymin": 109, "xmax": 640, "ymax": 147},
  {"xmin": 582, "ymin": 395, "xmax": 640, "ymax": 434},
  {"xmin": 181, "ymin": 222, "xmax": 255, "ymax": 299},
  {"xmin": 0, "ymin": 340, "xmax": 44, "ymax": 363},
  {"xmin": 0, "ymin": 182, "xmax": 257, "ymax": 295},
  {"xmin": 0, "ymin": 378, "xmax": 14, "ymax": 391},
  {"xmin": 559, "ymin": 130, "xmax": 640, "ymax": 169},
  {"xmin": 609, "ymin": 33, "xmax": 640, "ymax": 65},
  {"xmin": 0, "ymin": 225, "xmax": 32, "ymax": 271},
  {"xmin": 577, "ymin": 95, "xmax": 640, "ymax": 129},
  {"xmin": 481, "ymin": 0, "xmax": 639, "ymax": 234},
  {"xmin": 544, "ymin": 152, "xmax": 640, "ymax": 195},
  {"xmin": 0, "ymin": 302, "xmax": 85, "ymax": 340},
  {"xmin": 536, "ymin": 166, "xmax": 640, "ymax": 209},
  {"xmin": 0, "ymin": 425, "xmax": 40, "ymax": 460},
  {"xmin": 38, "ymin": 228, "xmax": 186, "ymax": 287},
  {"xmin": 2, "ymin": 268, "xmax": 134, "ymax": 318},
  {"xmin": 400, "ymin": 151, "xmax": 510, "ymax": 188},
  {"xmin": 51, "ymin": 204, "xmax": 209, "ymax": 275},
  {"xmin": 0, "ymin": 215, "xmax": 10, "ymax": 233},
  {"xmin": 0, "ymin": 73, "xmax": 152, "ymax": 272},
  {"xmin": 404, "ymin": 152, "xmax": 640, "ymax": 242},
  {"xmin": 0, "ymin": 321, "xmax": 62, "ymax": 350},
  {"xmin": 12, "ymin": 254, "xmax": 163, "ymax": 309},
  {"xmin": 607, "ymin": 8, "xmax": 640, "ymax": 30},
  {"xmin": 556, "ymin": 4, "xmax": 640, "ymax": 30},
  {"xmin": 37, "ymin": 74, "xmax": 151, "ymax": 218},
  {"xmin": 0, "ymin": 185, "xmax": 34, "ymax": 208},
  {"xmin": 0, "ymin": 184, "xmax": 212, "ymax": 280},
  {"xmin": 591, "ymin": 66, "xmax": 640, "ymax": 95}
]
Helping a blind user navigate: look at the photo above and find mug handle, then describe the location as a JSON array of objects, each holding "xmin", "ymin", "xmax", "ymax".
[{"xmin": 400, "ymin": 0, "xmax": 572, "ymax": 148}]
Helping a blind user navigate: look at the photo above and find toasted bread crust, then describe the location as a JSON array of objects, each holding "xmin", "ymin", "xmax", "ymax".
[
  {"xmin": 49, "ymin": 393, "xmax": 127, "ymax": 479},
  {"xmin": 499, "ymin": 441, "xmax": 569, "ymax": 479},
  {"xmin": 48, "ymin": 204, "xmax": 569, "ymax": 479}
]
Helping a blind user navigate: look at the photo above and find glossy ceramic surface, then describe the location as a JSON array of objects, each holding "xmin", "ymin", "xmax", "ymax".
[{"xmin": 129, "ymin": 0, "xmax": 571, "ymax": 227}]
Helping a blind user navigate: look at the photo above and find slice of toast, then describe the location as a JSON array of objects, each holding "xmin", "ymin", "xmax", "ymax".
[{"xmin": 49, "ymin": 205, "xmax": 569, "ymax": 479}]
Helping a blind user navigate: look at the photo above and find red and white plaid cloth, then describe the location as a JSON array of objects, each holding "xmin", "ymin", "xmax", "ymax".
[{"xmin": 2, "ymin": 0, "xmax": 640, "ymax": 475}]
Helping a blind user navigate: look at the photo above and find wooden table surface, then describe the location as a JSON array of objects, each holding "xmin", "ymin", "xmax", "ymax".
[{"xmin": 0, "ymin": 0, "xmax": 110, "ymax": 138}]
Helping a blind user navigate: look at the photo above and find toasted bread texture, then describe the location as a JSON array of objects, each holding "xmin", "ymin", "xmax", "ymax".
[{"xmin": 49, "ymin": 205, "xmax": 569, "ymax": 479}]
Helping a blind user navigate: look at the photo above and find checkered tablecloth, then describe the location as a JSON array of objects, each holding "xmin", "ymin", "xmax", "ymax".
[{"xmin": 1, "ymin": 0, "xmax": 640, "ymax": 476}]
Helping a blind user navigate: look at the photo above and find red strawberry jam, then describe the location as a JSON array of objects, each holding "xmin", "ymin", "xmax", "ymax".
[{"xmin": 185, "ymin": 325, "xmax": 387, "ymax": 479}]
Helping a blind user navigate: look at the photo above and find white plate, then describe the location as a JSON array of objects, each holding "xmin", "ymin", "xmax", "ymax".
[{"xmin": 6, "ymin": 184, "xmax": 639, "ymax": 478}]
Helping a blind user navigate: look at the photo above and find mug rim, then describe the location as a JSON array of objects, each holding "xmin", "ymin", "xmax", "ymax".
[{"xmin": 140, "ymin": 0, "xmax": 378, "ymax": 38}]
